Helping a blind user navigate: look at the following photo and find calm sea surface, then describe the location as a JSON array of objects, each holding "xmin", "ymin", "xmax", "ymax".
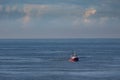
[{"xmin": 0, "ymin": 39, "xmax": 120, "ymax": 80}]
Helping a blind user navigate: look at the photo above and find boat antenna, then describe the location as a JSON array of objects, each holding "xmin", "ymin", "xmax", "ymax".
[{"xmin": 73, "ymin": 51, "xmax": 77, "ymax": 56}]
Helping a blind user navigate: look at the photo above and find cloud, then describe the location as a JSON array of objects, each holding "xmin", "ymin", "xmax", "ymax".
[
  {"xmin": 84, "ymin": 18, "xmax": 90, "ymax": 23},
  {"xmin": 21, "ymin": 4, "xmax": 50, "ymax": 28},
  {"xmin": 1, "ymin": 4, "xmax": 83, "ymax": 21},
  {"xmin": 0, "ymin": 5, "xmax": 3, "ymax": 11},
  {"xmin": 0, "ymin": 5, "xmax": 18, "ymax": 12},
  {"xmin": 22, "ymin": 15, "xmax": 30, "ymax": 24},
  {"xmin": 23, "ymin": 4, "xmax": 49, "ymax": 17},
  {"xmin": 83, "ymin": 8, "xmax": 96, "ymax": 23},
  {"xmin": 72, "ymin": 8, "xmax": 97, "ymax": 26},
  {"xmin": 5, "ymin": 6, "xmax": 10, "ymax": 12},
  {"xmin": 84, "ymin": 8, "xmax": 96, "ymax": 18},
  {"xmin": 1, "ymin": 3, "xmax": 119, "ymax": 28},
  {"xmin": 20, "ymin": 15, "xmax": 30, "ymax": 29}
]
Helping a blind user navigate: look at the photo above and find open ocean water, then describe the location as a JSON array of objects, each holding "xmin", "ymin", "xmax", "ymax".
[{"xmin": 0, "ymin": 39, "xmax": 120, "ymax": 80}]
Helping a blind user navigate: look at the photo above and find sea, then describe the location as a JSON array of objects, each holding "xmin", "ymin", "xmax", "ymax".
[{"xmin": 0, "ymin": 38, "xmax": 120, "ymax": 80}]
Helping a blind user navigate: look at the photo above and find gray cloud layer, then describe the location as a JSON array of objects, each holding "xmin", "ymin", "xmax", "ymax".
[{"xmin": 0, "ymin": 0, "xmax": 120, "ymax": 38}]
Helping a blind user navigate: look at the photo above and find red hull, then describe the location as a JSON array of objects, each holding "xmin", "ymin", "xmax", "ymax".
[{"xmin": 69, "ymin": 57, "xmax": 79, "ymax": 62}]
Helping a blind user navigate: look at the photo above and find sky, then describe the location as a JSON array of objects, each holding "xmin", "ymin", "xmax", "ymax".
[{"xmin": 0, "ymin": 0, "xmax": 120, "ymax": 38}]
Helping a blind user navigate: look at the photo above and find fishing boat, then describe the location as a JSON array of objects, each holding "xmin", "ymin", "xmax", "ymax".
[{"xmin": 69, "ymin": 52, "xmax": 79, "ymax": 62}]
